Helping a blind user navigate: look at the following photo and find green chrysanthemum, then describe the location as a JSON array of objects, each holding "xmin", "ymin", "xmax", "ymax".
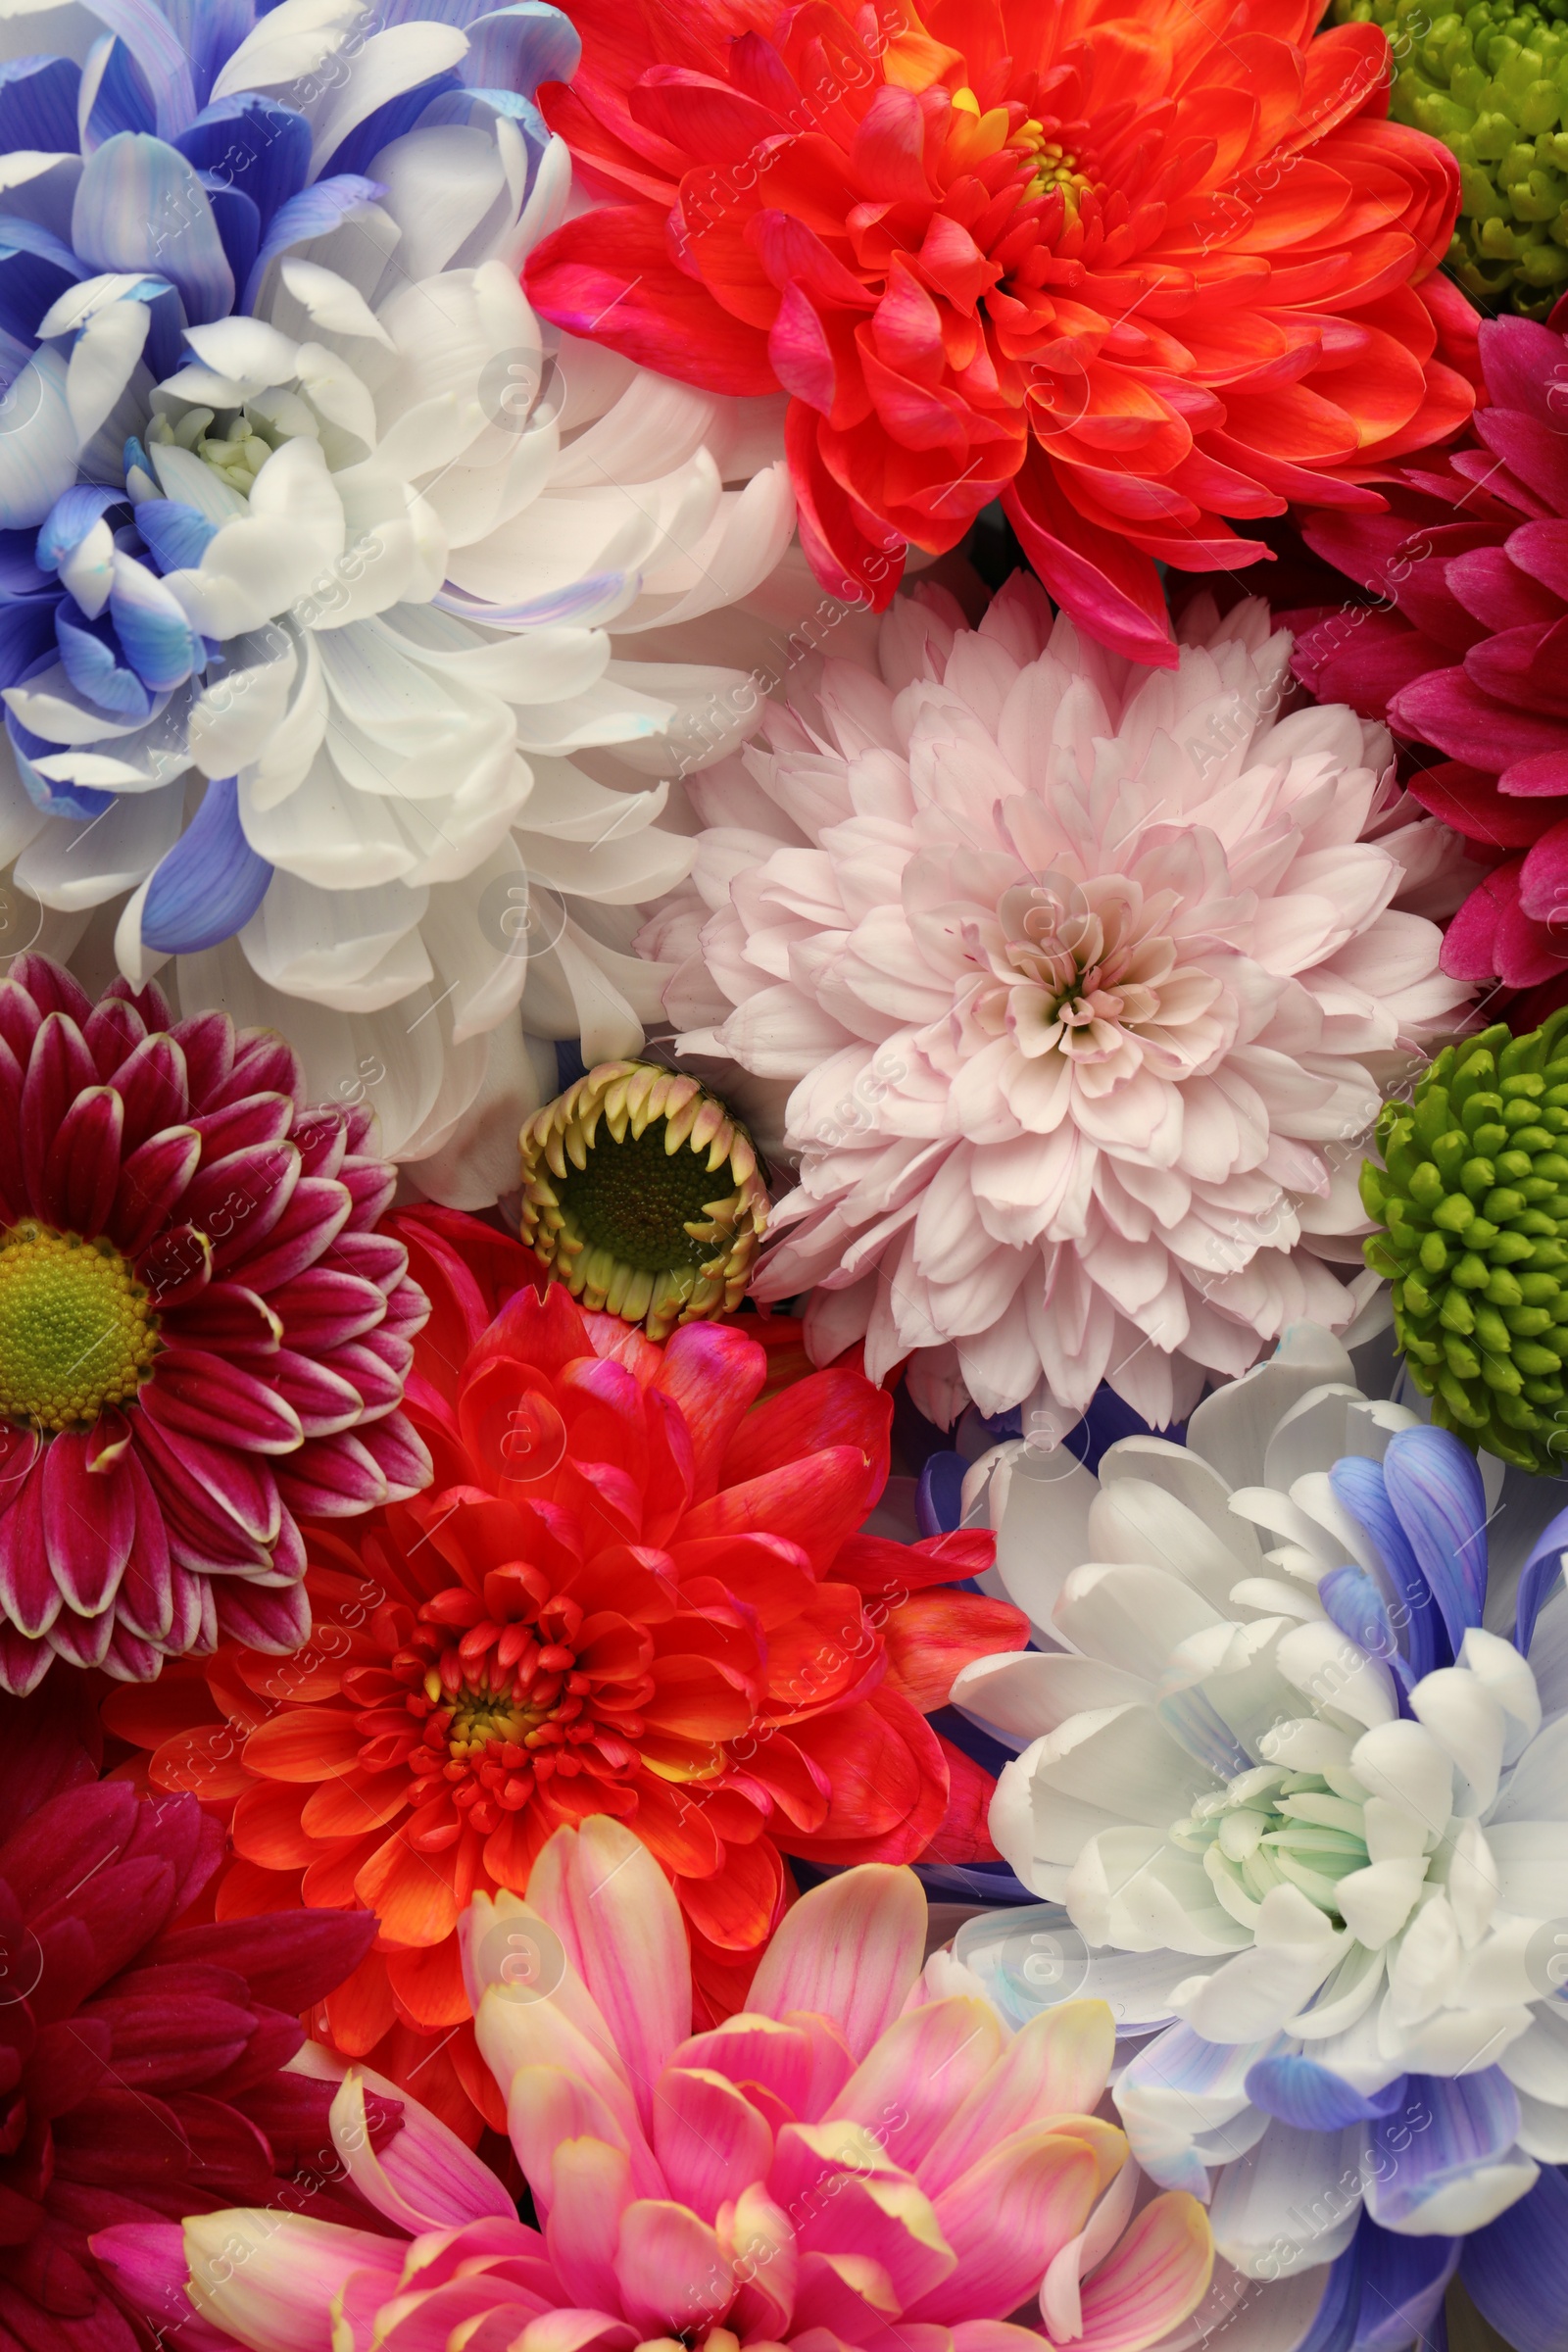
[
  {"xmin": 518, "ymin": 1061, "xmax": 768, "ymax": 1340},
  {"xmin": 1363, "ymin": 1014, "xmax": 1568, "ymax": 1470},
  {"xmin": 1334, "ymin": 0, "xmax": 1568, "ymax": 316}
]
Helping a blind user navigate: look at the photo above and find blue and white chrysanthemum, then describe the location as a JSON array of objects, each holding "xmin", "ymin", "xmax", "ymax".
[
  {"xmin": 0, "ymin": 0, "xmax": 799, "ymax": 1200},
  {"xmin": 950, "ymin": 1322, "xmax": 1568, "ymax": 2352}
]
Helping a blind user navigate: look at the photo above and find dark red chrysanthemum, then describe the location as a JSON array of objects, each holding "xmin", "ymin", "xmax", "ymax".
[
  {"xmin": 0, "ymin": 956, "xmax": 430, "ymax": 1694},
  {"xmin": 0, "ymin": 1689, "xmax": 399, "ymax": 2352}
]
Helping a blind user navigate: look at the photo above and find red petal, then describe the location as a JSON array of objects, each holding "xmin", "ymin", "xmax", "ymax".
[
  {"xmin": 108, "ymin": 1125, "xmax": 201, "ymax": 1256},
  {"xmin": 142, "ymin": 1348, "xmax": 303, "ymax": 1454},
  {"xmin": 42, "ymin": 1431, "xmax": 135, "ymax": 1617},
  {"xmin": 1004, "ymin": 446, "xmax": 1176, "ymax": 669},
  {"xmin": 527, "ymin": 208, "xmax": 776, "ymax": 396},
  {"xmin": 720, "ymin": 1367, "xmax": 892, "ymax": 1492}
]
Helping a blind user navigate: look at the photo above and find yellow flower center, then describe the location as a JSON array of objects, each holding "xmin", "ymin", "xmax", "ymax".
[{"xmin": 0, "ymin": 1222, "xmax": 160, "ymax": 1432}]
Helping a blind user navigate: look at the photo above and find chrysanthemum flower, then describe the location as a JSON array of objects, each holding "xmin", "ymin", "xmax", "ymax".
[
  {"xmin": 1292, "ymin": 311, "xmax": 1568, "ymax": 1023},
  {"xmin": 645, "ymin": 574, "xmax": 1471, "ymax": 1431},
  {"xmin": 1364, "ymin": 1013, "xmax": 1568, "ymax": 1470},
  {"xmin": 0, "ymin": 953, "xmax": 427, "ymax": 1693},
  {"xmin": 0, "ymin": 0, "xmax": 801, "ymax": 1207},
  {"xmin": 524, "ymin": 0, "xmax": 1476, "ymax": 665},
  {"xmin": 519, "ymin": 1060, "xmax": 768, "ymax": 1336},
  {"xmin": 952, "ymin": 1321, "xmax": 1568, "ymax": 2349},
  {"xmin": 1338, "ymin": 0, "xmax": 1568, "ymax": 317},
  {"xmin": 97, "ymin": 1830, "xmax": 1216, "ymax": 2352},
  {"xmin": 104, "ymin": 1207, "xmax": 1021, "ymax": 2140},
  {"xmin": 0, "ymin": 1735, "xmax": 400, "ymax": 2352}
]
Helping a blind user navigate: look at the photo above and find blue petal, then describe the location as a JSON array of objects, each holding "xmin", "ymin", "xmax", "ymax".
[
  {"xmin": 1331, "ymin": 1453, "xmax": 1447, "ymax": 1680},
  {"xmin": 72, "ymin": 134, "xmax": 234, "ymax": 327},
  {"xmin": 156, "ymin": 0, "xmax": 254, "ymax": 113},
  {"xmin": 1514, "ymin": 1502, "xmax": 1568, "ymax": 1656},
  {"xmin": 132, "ymin": 498, "xmax": 216, "ymax": 572},
  {"xmin": 1382, "ymin": 1425, "xmax": 1489, "ymax": 1656},
  {"xmin": 0, "ymin": 597, "xmax": 60, "ymax": 690},
  {"xmin": 434, "ymin": 573, "xmax": 634, "ymax": 628},
  {"xmin": 1291, "ymin": 2232, "xmax": 1361, "ymax": 2352},
  {"xmin": 0, "ymin": 218, "xmax": 87, "ymax": 349},
  {"xmin": 916, "ymin": 1450, "xmax": 965, "ymax": 1538},
  {"xmin": 80, "ymin": 30, "xmax": 159, "ymax": 147},
  {"xmin": 1320, "ymin": 1566, "xmax": 1413, "ymax": 1693},
  {"xmin": 5, "ymin": 676, "xmax": 113, "ymax": 819},
  {"xmin": 141, "ymin": 776, "xmax": 272, "ymax": 954},
  {"xmin": 1362, "ymin": 2069, "xmax": 1523, "ymax": 2234},
  {"xmin": 241, "ymin": 174, "xmax": 385, "ymax": 315},
  {"xmin": 36, "ymin": 486, "xmax": 129, "ymax": 572},
  {"xmin": 0, "ymin": 56, "xmax": 80, "ymax": 153},
  {"xmin": 321, "ymin": 75, "xmax": 466, "ymax": 180},
  {"xmin": 416, "ymin": 87, "xmax": 550, "ymax": 162},
  {"xmin": 56, "ymin": 597, "xmax": 153, "ymax": 718},
  {"xmin": 0, "ymin": 531, "xmax": 55, "ymax": 599},
  {"xmin": 1245, "ymin": 2052, "xmax": 1408, "ymax": 2131},
  {"xmin": 202, "ymin": 179, "xmax": 261, "ymax": 302},
  {"xmin": 1461, "ymin": 2162, "xmax": 1568, "ymax": 2352},
  {"xmin": 463, "ymin": 6, "xmax": 582, "ymax": 97},
  {"xmin": 74, "ymin": 0, "xmax": 196, "ymax": 137},
  {"xmin": 109, "ymin": 555, "xmax": 198, "ymax": 692},
  {"xmin": 175, "ymin": 98, "xmax": 312, "ymax": 231}
]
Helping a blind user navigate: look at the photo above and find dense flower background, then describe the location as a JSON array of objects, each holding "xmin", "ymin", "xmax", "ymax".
[{"xmin": 2, "ymin": 4, "xmax": 1568, "ymax": 2351}]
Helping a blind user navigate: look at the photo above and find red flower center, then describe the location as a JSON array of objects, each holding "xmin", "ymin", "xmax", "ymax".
[{"xmin": 343, "ymin": 1570, "xmax": 662, "ymax": 1845}]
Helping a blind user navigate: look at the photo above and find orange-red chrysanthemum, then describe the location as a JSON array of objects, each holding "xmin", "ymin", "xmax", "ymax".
[
  {"xmin": 103, "ymin": 1208, "xmax": 1022, "ymax": 2144},
  {"xmin": 526, "ymin": 0, "xmax": 1478, "ymax": 664}
]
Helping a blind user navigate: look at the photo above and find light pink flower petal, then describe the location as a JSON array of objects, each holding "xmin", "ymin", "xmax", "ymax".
[
  {"xmin": 921, "ymin": 2001, "xmax": 1116, "ymax": 2196},
  {"xmin": 507, "ymin": 2065, "xmax": 665, "ymax": 2209},
  {"xmin": 612, "ymin": 2199, "xmax": 731, "ymax": 2337},
  {"xmin": 831, "ymin": 1996, "xmax": 1005, "ymax": 2173},
  {"xmin": 907, "ymin": 2132, "xmax": 1102, "ymax": 2326},
  {"xmin": 789, "ymin": 2249, "xmax": 904, "ymax": 2337},
  {"xmin": 653, "ymin": 2066, "xmax": 773, "ymax": 2221},
  {"xmin": 514, "ymin": 2318, "xmax": 638, "ymax": 2352},
  {"xmin": 561, "ymin": 1816, "xmax": 691, "ymax": 2130},
  {"xmin": 90, "ymin": 2223, "xmax": 238, "ymax": 2352},
  {"xmin": 746, "ymin": 1865, "xmax": 926, "ymax": 2057},
  {"xmin": 329, "ymin": 2070, "xmax": 514, "ymax": 2230},
  {"xmin": 722, "ymin": 2181, "xmax": 799, "ymax": 2340},
  {"xmin": 544, "ymin": 2139, "xmax": 633, "ymax": 2312},
  {"xmin": 672, "ymin": 2016, "xmax": 852, "ymax": 2123},
  {"xmin": 182, "ymin": 2212, "xmax": 402, "ymax": 2352},
  {"xmin": 1074, "ymin": 2192, "xmax": 1215, "ymax": 2352},
  {"xmin": 952, "ymin": 2327, "xmax": 1053, "ymax": 2352},
  {"xmin": 793, "ymin": 2172, "xmax": 956, "ymax": 2309}
]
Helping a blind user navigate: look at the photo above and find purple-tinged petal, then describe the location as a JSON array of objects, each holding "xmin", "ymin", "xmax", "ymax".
[
  {"xmin": 1245, "ymin": 2052, "xmax": 1408, "ymax": 2130},
  {"xmin": 41, "ymin": 1083, "xmax": 123, "ymax": 1238},
  {"xmin": 1519, "ymin": 821, "xmax": 1568, "ymax": 922},
  {"xmin": 42, "ymin": 1430, "xmax": 134, "ymax": 1618},
  {"xmin": 213, "ymin": 1033, "xmax": 301, "ymax": 1111},
  {"xmin": 1290, "ymin": 609, "xmax": 1446, "ymax": 723},
  {"xmin": 1378, "ymin": 1427, "xmax": 1487, "ymax": 1651},
  {"xmin": 240, "ymin": 173, "xmax": 385, "ymax": 313},
  {"xmin": 1331, "ymin": 1455, "xmax": 1446, "ymax": 1679},
  {"xmin": 47, "ymin": 1604, "xmax": 119, "ymax": 1670},
  {"xmin": 12, "ymin": 956, "xmax": 92, "ymax": 1026},
  {"xmin": 168, "ymin": 1010, "xmax": 234, "ymax": 1102},
  {"xmin": 1513, "ymin": 1503, "xmax": 1568, "ymax": 1656},
  {"xmin": 0, "ymin": 1621, "xmax": 53, "ymax": 1694},
  {"xmin": 110, "ymin": 1125, "xmax": 202, "ymax": 1257},
  {"xmin": 91, "ymin": 2223, "xmax": 243, "ymax": 2352},
  {"xmin": 269, "ymin": 1348, "xmax": 367, "ymax": 1437},
  {"xmin": 73, "ymin": 134, "xmax": 231, "ymax": 321},
  {"xmin": 335, "ymin": 1156, "xmax": 396, "ymax": 1230},
  {"xmin": 1362, "ymin": 2071, "xmax": 1535, "ymax": 2236},
  {"xmin": 1392, "ymin": 666, "xmax": 1567, "ymax": 772},
  {"xmin": 99, "ymin": 1620, "xmax": 166, "ymax": 1682},
  {"xmin": 182, "ymin": 1142, "xmax": 301, "ymax": 1260},
  {"xmin": 142, "ymin": 775, "xmax": 272, "ymax": 954},
  {"xmin": 188, "ymin": 1093, "xmax": 296, "ymax": 1163},
  {"xmin": 354, "ymin": 1412, "xmax": 432, "ymax": 1503},
  {"xmin": 114, "ymin": 1449, "xmax": 174, "ymax": 1645},
  {"xmin": 132, "ymin": 1408, "xmax": 282, "ymax": 1547},
  {"xmin": 1473, "ymin": 406, "xmax": 1568, "ymax": 515},
  {"xmin": 1407, "ymin": 760, "xmax": 1557, "ymax": 849},
  {"xmin": 1479, "ymin": 316, "xmax": 1568, "ymax": 421},
  {"xmin": 1501, "ymin": 748, "xmax": 1568, "ymax": 798},
  {"xmin": 149, "ymin": 1910, "xmax": 378, "ymax": 2014},
  {"xmin": 328, "ymin": 1232, "xmax": 412, "ymax": 1296},
  {"xmin": 1461, "ymin": 2158, "xmax": 1568, "ymax": 2352},
  {"xmin": 1447, "ymin": 544, "xmax": 1567, "ymax": 633},
  {"xmin": 1466, "ymin": 616, "xmax": 1568, "ymax": 718},
  {"xmin": 1441, "ymin": 870, "xmax": 1509, "ymax": 982},
  {"xmin": 317, "ymin": 1339, "xmax": 405, "ymax": 1419}
]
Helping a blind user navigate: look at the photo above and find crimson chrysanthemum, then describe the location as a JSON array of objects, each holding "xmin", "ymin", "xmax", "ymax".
[
  {"xmin": 1291, "ymin": 308, "xmax": 1568, "ymax": 1022},
  {"xmin": 526, "ymin": 0, "xmax": 1477, "ymax": 665},
  {"xmin": 0, "ymin": 956, "xmax": 429, "ymax": 1694},
  {"xmin": 0, "ymin": 1686, "xmax": 402, "ymax": 2352},
  {"xmin": 104, "ymin": 1207, "xmax": 1023, "ymax": 2143}
]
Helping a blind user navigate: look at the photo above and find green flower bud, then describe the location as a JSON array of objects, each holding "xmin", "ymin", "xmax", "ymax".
[
  {"xmin": 1363, "ymin": 1011, "xmax": 1568, "ymax": 1470},
  {"xmin": 1336, "ymin": 0, "xmax": 1568, "ymax": 315}
]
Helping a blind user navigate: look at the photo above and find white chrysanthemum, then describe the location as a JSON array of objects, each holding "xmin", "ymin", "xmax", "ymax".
[
  {"xmin": 953, "ymin": 1324, "xmax": 1568, "ymax": 2282},
  {"xmin": 0, "ymin": 0, "xmax": 800, "ymax": 1204},
  {"xmin": 646, "ymin": 575, "xmax": 1471, "ymax": 1425}
]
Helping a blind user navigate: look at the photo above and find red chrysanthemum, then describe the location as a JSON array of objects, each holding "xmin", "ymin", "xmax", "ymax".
[
  {"xmin": 0, "ymin": 1685, "xmax": 400, "ymax": 2352},
  {"xmin": 0, "ymin": 956, "xmax": 429, "ymax": 1694},
  {"xmin": 103, "ymin": 1208, "xmax": 1024, "ymax": 2143},
  {"xmin": 525, "ymin": 0, "xmax": 1477, "ymax": 665},
  {"xmin": 1291, "ymin": 307, "xmax": 1568, "ymax": 1025}
]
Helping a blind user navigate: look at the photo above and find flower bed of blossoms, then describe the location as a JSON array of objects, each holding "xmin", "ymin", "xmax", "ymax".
[{"xmin": 1, "ymin": 4, "xmax": 1568, "ymax": 2350}]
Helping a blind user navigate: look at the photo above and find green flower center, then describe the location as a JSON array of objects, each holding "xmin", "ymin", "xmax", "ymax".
[
  {"xmin": 555, "ymin": 1117, "xmax": 728, "ymax": 1275},
  {"xmin": 1170, "ymin": 1766, "xmax": 1402, "ymax": 1927},
  {"xmin": 0, "ymin": 1222, "xmax": 160, "ymax": 1433},
  {"xmin": 147, "ymin": 402, "xmax": 292, "ymax": 496}
]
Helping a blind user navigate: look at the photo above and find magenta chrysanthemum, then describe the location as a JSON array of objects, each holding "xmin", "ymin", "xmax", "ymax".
[
  {"xmin": 646, "ymin": 577, "xmax": 1472, "ymax": 1427},
  {"xmin": 0, "ymin": 955, "xmax": 430, "ymax": 1694}
]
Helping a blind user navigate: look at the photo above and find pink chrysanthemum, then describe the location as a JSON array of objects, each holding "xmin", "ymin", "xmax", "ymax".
[
  {"xmin": 0, "ymin": 956, "xmax": 429, "ymax": 1693},
  {"xmin": 646, "ymin": 577, "xmax": 1472, "ymax": 1427}
]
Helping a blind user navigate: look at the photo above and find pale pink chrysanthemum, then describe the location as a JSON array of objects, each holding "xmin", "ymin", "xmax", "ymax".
[{"xmin": 644, "ymin": 577, "xmax": 1473, "ymax": 1428}]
